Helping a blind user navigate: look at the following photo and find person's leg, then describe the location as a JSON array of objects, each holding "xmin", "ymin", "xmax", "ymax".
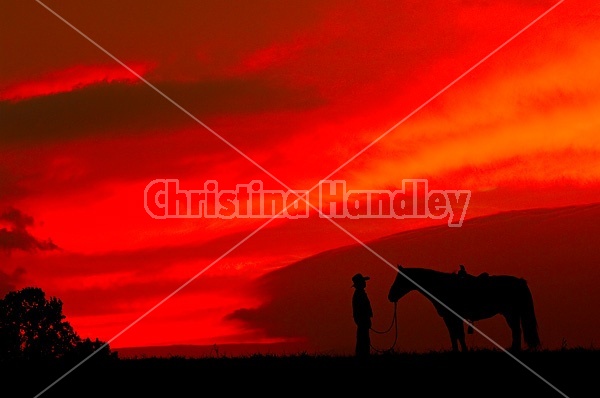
[{"xmin": 356, "ymin": 326, "xmax": 370, "ymax": 359}]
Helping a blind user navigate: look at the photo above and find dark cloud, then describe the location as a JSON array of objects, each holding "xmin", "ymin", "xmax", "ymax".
[
  {"xmin": 0, "ymin": 207, "xmax": 59, "ymax": 253},
  {"xmin": 0, "ymin": 77, "xmax": 324, "ymax": 145},
  {"xmin": 0, "ymin": 207, "xmax": 34, "ymax": 229},
  {"xmin": 0, "ymin": 267, "xmax": 26, "ymax": 297}
]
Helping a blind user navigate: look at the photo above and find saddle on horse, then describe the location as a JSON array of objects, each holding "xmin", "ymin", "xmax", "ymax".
[{"xmin": 455, "ymin": 265, "xmax": 489, "ymax": 334}]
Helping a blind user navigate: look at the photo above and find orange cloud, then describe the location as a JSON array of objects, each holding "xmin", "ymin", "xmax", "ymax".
[{"xmin": 346, "ymin": 13, "xmax": 600, "ymax": 192}]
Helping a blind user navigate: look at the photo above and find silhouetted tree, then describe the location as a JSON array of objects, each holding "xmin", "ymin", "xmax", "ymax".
[{"xmin": 0, "ymin": 287, "xmax": 115, "ymax": 361}]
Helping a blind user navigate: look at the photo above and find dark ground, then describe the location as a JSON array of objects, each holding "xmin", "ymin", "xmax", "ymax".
[{"xmin": 6, "ymin": 349, "xmax": 596, "ymax": 398}]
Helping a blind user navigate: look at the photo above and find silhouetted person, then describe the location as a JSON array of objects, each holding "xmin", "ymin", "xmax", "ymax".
[{"xmin": 351, "ymin": 273, "xmax": 373, "ymax": 362}]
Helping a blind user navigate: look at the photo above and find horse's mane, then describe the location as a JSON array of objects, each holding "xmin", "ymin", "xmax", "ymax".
[
  {"xmin": 404, "ymin": 267, "xmax": 456, "ymax": 279},
  {"xmin": 404, "ymin": 267, "xmax": 498, "ymax": 278}
]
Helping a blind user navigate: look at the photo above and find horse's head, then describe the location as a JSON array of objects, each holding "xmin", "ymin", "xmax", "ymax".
[{"xmin": 388, "ymin": 264, "xmax": 413, "ymax": 302}]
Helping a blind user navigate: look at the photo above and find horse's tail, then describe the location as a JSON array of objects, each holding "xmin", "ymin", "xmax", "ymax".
[{"xmin": 519, "ymin": 279, "xmax": 541, "ymax": 349}]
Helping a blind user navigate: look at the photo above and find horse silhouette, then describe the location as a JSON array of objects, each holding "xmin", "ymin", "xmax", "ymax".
[{"xmin": 388, "ymin": 265, "xmax": 540, "ymax": 352}]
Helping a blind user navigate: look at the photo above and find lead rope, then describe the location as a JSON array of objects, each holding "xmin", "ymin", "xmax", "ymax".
[{"xmin": 370, "ymin": 301, "xmax": 398, "ymax": 353}]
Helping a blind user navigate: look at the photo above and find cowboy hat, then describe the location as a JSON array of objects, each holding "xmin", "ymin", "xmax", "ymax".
[{"xmin": 351, "ymin": 273, "xmax": 370, "ymax": 287}]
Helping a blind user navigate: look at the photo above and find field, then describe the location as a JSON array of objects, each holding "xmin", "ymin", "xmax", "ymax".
[{"xmin": 7, "ymin": 348, "xmax": 596, "ymax": 398}]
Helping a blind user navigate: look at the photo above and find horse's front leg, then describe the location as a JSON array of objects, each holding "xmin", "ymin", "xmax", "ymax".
[
  {"xmin": 442, "ymin": 316, "xmax": 460, "ymax": 352},
  {"xmin": 458, "ymin": 324, "xmax": 468, "ymax": 352}
]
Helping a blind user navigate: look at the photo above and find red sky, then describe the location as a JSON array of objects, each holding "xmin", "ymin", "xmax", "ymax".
[{"xmin": 1, "ymin": 0, "xmax": 600, "ymax": 355}]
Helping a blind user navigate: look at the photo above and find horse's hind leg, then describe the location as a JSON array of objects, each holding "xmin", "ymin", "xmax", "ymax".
[
  {"xmin": 504, "ymin": 313, "xmax": 522, "ymax": 351},
  {"xmin": 443, "ymin": 316, "xmax": 462, "ymax": 352}
]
